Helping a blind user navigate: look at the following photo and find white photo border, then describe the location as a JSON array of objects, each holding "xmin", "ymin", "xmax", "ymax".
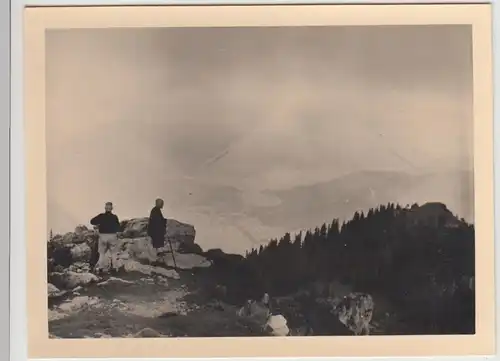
[{"xmin": 10, "ymin": 1, "xmax": 498, "ymax": 360}]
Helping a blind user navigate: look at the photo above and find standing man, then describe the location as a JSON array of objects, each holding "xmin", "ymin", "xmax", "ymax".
[
  {"xmin": 90, "ymin": 201, "xmax": 121, "ymax": 274},
  {"xmin": 147, "ymin": 198, "xmax": 167, "ymax": 261}
]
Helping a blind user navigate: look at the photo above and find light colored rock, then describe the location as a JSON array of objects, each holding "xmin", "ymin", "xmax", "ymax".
[
  {"xmin": 237, "ymin": 298, "xmax": 289, "ymax": 336},
  {"xmin": 48, "ymin": 283, "xmax": 66, "ymax": 298},
  {"xmin": 97, "ymin": 277, "xmax": 135, "ymax": 287},
  {"xmin": 50, "ymin": 271, "xmax": 99, "ymax": 289},
  {"xmin": 121, "ymin": 217, "xmax": 196, "ymax": 244},
  {"xmin": 70, "ymin": 243, "xmax": 92, "ymax": 262},
  {"xmin": 94, "ymin": 332, "xmax": 112, "ymax": 338},
  {"xmin": 122, "ymin": 218, "xmax": 149, "ymax": 237},
  {"xmin": 120, "ymin": 237, "xmax": 157, "ymax": 263},
  {"xmin": 161, "ymin": 253, "xmax": 211, "ymax": 270},
  {"xmin": 74, "ymin": 224, "xmax": 89, "ymax": 236},
  {"xmin": 51, "ymin": 218, "xmax": 196, "ymax": 274},
  {"xmin": 166, "ymin": 218, "xmax": 196, "ymax": 243},
  {"xmin": 60, "ymin": 230, "xmax": 95, "ymax": 245},
  {"xmin": 49, "ymin": 295, "xmax": 101, "ymax": 321},
  {"xmin": 120, "ymin": 260, "xmax": 180, "ymax": 280},
  {"xmin": 58, "ymin": 295, "xmax": 99, "ymax": 313},
  {"xmin": 62, "ymin": 232, "xmax": 77, "ymax": 245},
  {"xmin": 265, "ymin": 314, "xmax": 290, "ymax": 336},
  {"xmin": 48, "ymin": 283, "xmax": 60, "ymax": 295}
]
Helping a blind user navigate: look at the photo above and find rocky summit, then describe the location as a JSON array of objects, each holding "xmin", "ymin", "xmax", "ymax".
[{"xmin": 47, "ymin": 217, "xmax": 377, "ymax": 338}]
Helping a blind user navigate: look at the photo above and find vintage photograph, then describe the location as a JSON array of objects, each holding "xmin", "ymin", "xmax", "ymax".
[{"xmin": 45, "ymin": 24, "xmax": 475, "ymax": 339}]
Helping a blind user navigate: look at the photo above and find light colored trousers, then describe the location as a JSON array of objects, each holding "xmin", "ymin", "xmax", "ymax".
[{"xmin": 95, "ymin": 233, "xmax": 120, "ymax": 272}]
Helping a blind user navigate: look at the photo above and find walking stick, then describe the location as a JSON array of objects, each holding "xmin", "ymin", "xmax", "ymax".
[{"xmin": 167, "ymin": 237, "xmax": 178, "ymax": 269}]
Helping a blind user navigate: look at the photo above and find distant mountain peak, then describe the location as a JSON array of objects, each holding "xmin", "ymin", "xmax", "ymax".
[{"xmin": 407, "ymin": 202, "xmax": 461, "ymax": 228}]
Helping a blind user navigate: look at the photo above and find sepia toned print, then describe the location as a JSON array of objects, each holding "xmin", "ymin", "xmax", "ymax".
[
  {"xmin": 24, "ymin": 4, "xmax": 494, "ymax": 359},
  {"xmin": 46, "ymin": 24, "xmax": 476, "ymax": 339}
]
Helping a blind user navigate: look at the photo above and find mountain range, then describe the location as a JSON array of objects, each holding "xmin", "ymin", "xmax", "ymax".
[{"xmin": 49, "ymin": 169, "xmax": 474, "ymax": 254}]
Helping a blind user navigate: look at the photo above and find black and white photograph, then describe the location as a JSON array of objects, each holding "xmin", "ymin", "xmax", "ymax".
[{"xmin": 45, "ymin": 24, "xmax": 476, "ymax": 339}]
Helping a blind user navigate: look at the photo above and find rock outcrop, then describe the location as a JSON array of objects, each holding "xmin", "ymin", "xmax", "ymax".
[
  {"xmin": 47, "ymin": 217, "xmax": 210, "ymax": 297},
  {"xmin": 316, "ymin": 292, "xmax": 375, "ymax": 335},
  {"xmin": 120, "ymin": 218, "xmax": 196, "ymax": 245},
  {"xmin": 265, "ymin": 314, "xmax": 290, "ymax": 336},
  {"xmin": 48, "ymin": 218, "xmax": 201, "ymax": 271},
  {"xmin": 48, "ymin": 283, "xmax": 66, "ymax": 299}
]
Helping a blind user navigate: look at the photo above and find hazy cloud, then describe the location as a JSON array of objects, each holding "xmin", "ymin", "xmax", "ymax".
[{"xmin": 46, "ymin": 25, "xmax": 473, "ymax": 254}]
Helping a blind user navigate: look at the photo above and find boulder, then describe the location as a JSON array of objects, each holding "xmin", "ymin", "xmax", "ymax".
[
  {"xmin": 48, "ymin": 229, "xmax": 98, "ymax": 268},
  {"xmin": 62, "ymin": 232, "xmax": 78, "ymax": 245},
  {"xmin": 120, "ymin": 237, "xmax": 158, "ymax": 263},
  {"xmin": 114, "ymin": 258, "xmax": 180, "ymax": 280},
  {"xmin": 49, "ymin": 271, "xmax": 100, "ymax": 290},
  {"xmin": 74, "ymin": 224, "xmax": 88, "ymax": 236},
  {"xmin": 47, "ymin": 217, "xmax": 197, "ymax": 272},
  {"xmin": 166, "ymin": 218, "xmax": 196, "ymax": 245},
  {"xmin": 265, "ymin": 314, "xmax": 290, "ymax": 336},
  {"xmin": 60, "ymin": 228, "xmax": 97, "ymax": 245},
  {"xmin": 91, "ymin": 236, "xmax": 206, "ymax": 273},
  {"xmin": 237, "ymin": 297, "xmax": 290, "ymax": 336},
  {"xmin": 120, "ymin": 217, "xmax": 196, "ymax": 245},
  {"xmin": 271, "ymin": 296, "xmax": 307, "ymax": 330},
  {"xmin": 121, "ymin": 218, "xmax": 149, "ymax": 238},
  {"xmin": 48, "ymin": 283, "xmax": 66, "ymax": 299},
  {"xmin": 70, "ymin": 243, "xmax": 92, "ymax": 262}
]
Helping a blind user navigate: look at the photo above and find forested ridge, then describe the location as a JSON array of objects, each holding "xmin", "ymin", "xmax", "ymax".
[
  {"xmin": 47, "ymin": 202, "xmax": 475, "ymax": 337},
  {"xmin": 223, "ymin": 202, "xmax": 475, "ymax": 334}
]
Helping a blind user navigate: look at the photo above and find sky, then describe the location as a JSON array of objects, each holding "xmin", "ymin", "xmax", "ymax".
[{"xmin": 46, "ymin": 25, "xmax": 474, "ymax": 254}]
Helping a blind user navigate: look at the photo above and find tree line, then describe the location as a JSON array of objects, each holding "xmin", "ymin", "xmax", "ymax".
[{"xmin": 234, "ymin": 202, "xmax": 475, "ymax": 334}]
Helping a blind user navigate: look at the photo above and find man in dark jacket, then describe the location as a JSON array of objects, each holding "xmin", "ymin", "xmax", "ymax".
[
  {"xmin": 90, "ymin": 201, "xmax": 121, "ymax": 274},
  {"xmin": 148, "ymin": 199, "xmax": 167, "ymax": 255}
]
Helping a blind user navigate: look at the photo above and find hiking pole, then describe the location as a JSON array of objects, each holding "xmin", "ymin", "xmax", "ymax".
[{"xmin": 167, "ymin": 237, "xmax": 178, "ymax": 269}]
